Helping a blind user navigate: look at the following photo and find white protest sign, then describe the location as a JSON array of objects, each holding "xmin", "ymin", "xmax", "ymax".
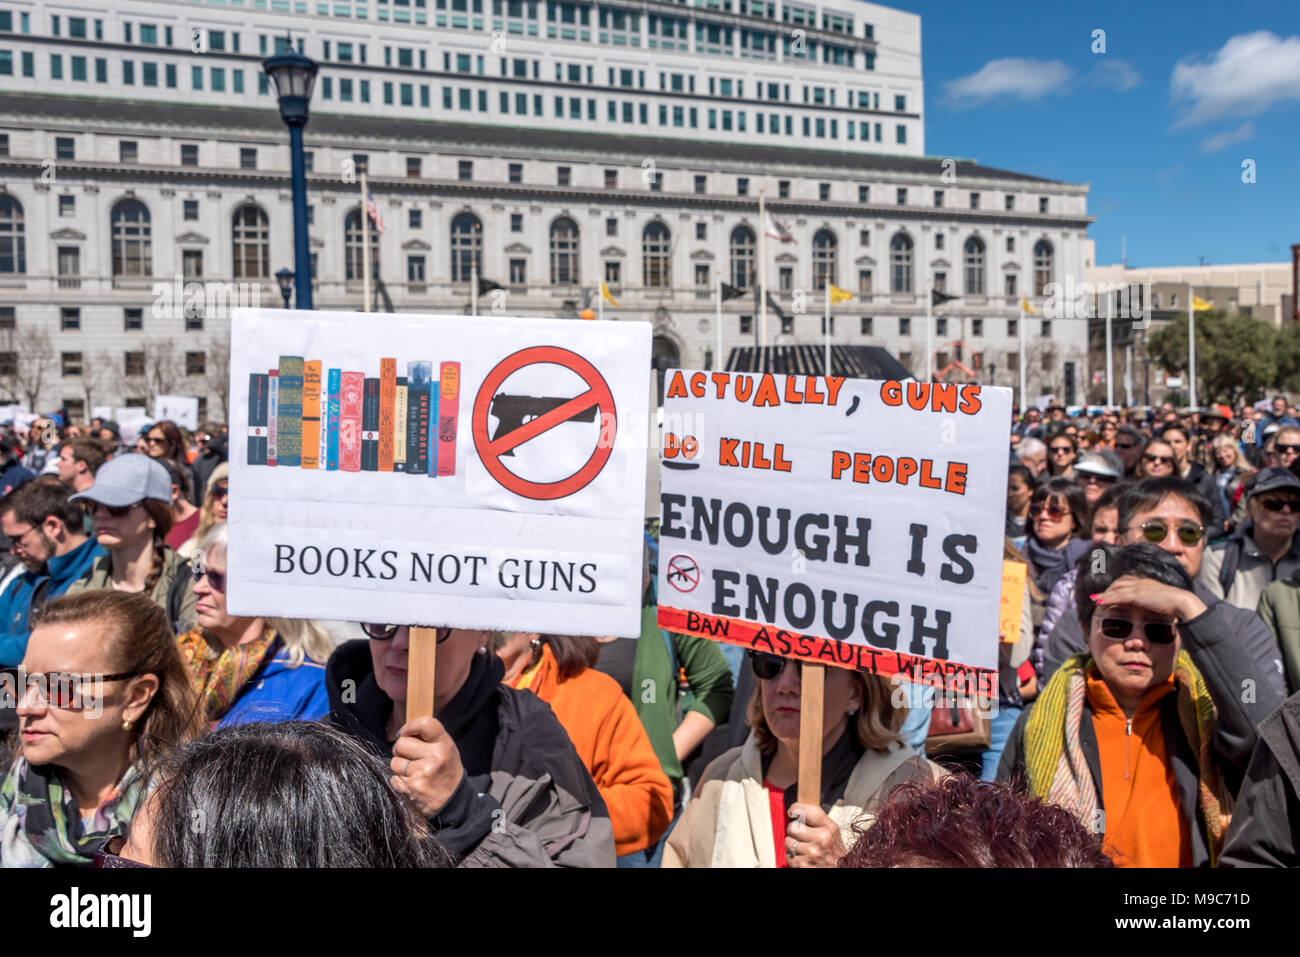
[
  {"xmin": 657, "ymin": 371, "xmax": 1011, "ymax": 695},
  {"xmin": 154, "ymin": 395, "xmax": 200, "ymax": 431},
  {"xmin": 227, "ymin": 308, "xmax": 651, "ymax": 637},
  {"xmin": 91, "ymin": 406, "xmax": 113, "ymax": 421},
  {"xmin": 114, "ymin": 409, "xmax": 153, "ymax": 446}
]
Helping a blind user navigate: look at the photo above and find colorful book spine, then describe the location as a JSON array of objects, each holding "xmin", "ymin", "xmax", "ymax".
[
  {"xmin": 436, "ymin": 361, "xmax": 461, "ymax": 477},
  {"xmin": 378, "ymin": 358, "xmax": 396, "ymax": 472},
  {"xmin": 427, "ymin": 384, "xmax": 440, "ymax": 477},
  {"xmin": 326, "ymin": 368, "xmax": 341, "ymax": 471},
  {"xmin": 393, "ymin": 377, "xmax": 408, "ymax": 470},
  {"xmin": 405, "ymin": 362, "xmax": 432, "ymax": 474},
  {"xmin": 339, "ymin": 372, "xmax": 364, "ymax": 472},
  {"xmin": 276, "ymin": 356, "xmax": 304, "ymax": 468},
  {"xmin": 361, "ymin": 377, "xmax": 380, "ymax": 471},
  {"xmin": 247, "ymin": 373, "xmax": 268, "ymax": 465},
  {"xmin": 301, "ymin": 361, "xmax": 322, "ymax": 469},
  {"xmin": 267, "ymin": 370, "xmax": 279, "ymax": 467}
]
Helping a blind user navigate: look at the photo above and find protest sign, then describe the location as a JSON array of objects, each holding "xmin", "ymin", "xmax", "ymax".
[
  {"xmin": 91, "ymin": 406, "xmax": 113, "ymax": 421},
  {"xmin": 999, "ymin": 561, "xmax": 1027, "ymax": 643},
  {"xmin": 154, "ymin": 395, "xmax": 200, "ymax": 431},
  {"xmin": 657, "ymin": 371, "xmax": 1012, "ymax": 698},
  {"xmin": 226, "ymin": 309, "xmax": 651, "ymax": 639}
]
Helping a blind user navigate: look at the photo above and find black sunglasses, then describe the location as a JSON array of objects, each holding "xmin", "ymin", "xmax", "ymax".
[
  {"xmin": 362, "ymin": 624, "xmax": 452, "ymax": 643},
  {"xmin": 1256, "ymin": 497, "xmax": 1300, "ymax": 514},
  {"xmin": 1276, "ymin": 444, "xmax": 1300, "ymax": 457},
  {"xmin": 192, "ymin": 565, "xmax": 226, "ymax": 591},
  {"xmin": 210, "ymin": 484, "xmax": 229, "ymax": 500},
  {"xmin": 750, "ymin": 651, "xmax": 799, "ymax": 681},
  {"xmin": 1097, "ymin": 617, "xmax": 1177, "ymax": 644},
  {"xmin": 93, "ymin": 502, "xmax": 139, "ymax": 518},
  {"xmin": 92, "ymin": 835, "xmax": 150, "ymax": 869}
]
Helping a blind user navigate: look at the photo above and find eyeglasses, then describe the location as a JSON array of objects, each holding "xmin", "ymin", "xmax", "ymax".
[
  {"xmin": 1050, "ymin": 446, "xmax": 1074, "ymax": 455},
  {"xmin": 145, "ymin": 435, "xmax": 166, "ymax": 447},
  {"xmin": 210, "ymin": 484, "xmax": 229, "ymax": 500},
  {"xmin": 1029, "ymin": 502, "xmax": 1071, "ymax": 520},
  {"xmin": 750, "ymin": 651, "xmax": 800, "ymax": 681},
  {"xmin": 1277, "ymin": 444, "xmax": 1300, "ymax": 457},
  {"xmin": 24, "ymin": 670, "xmax": 144, "ymax": 709},
  {"xmin": 192, "ymin": 565, "xmax": 226, "ymax": 591},
  {"xmin": 1256, "ymin": 497, "xmax": 1300, "ymax": 514},
  {"xmin": 7, "ymin": 525, "xmax": 37, "ymax": 550},
  {"xmin": 362, "ymin": 623, "xmax": 452, "ymax": 643},
  {"xmin": 1080, "ymin": 473, "xmax": 1114, "ymax": 485},
  {"xmin": 1115, "ymin": 442, "xmax": 1137, "ymax": 450},
  {"xmin": 1133, "ymin": 518, "xmax": 1204, "ymax": 547},
  {"xmin": 93, "ymin": 502, "xmax": 138, "ymax": 519},
  {"xmin": 1096, "ymin": 617, "xmax": 1178, "ymax": 645},
  {"xmin": 92, "ymin": 835, "xmax": 151, "ymax": 869},
  {"xmin": 1142, "ymin": 454, "xmax": 1173, "ymax": 465}
]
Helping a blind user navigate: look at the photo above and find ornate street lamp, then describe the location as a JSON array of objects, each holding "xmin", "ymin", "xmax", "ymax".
[
  {"xmin": 263, "ymin": 42, "xmax": 318, "ymax": 310},
  {"xmin": 276, "ymin": 268, "xmax": 294, "ymax": 308}
]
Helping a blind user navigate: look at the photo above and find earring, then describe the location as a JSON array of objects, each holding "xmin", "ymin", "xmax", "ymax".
[
  {"xmin": 847, "ymin": 707, "xmax": 859, "ymax": 716},
  {"xmin": 122, "ymin": 719, "xmax": 133, "ymax": 731}
]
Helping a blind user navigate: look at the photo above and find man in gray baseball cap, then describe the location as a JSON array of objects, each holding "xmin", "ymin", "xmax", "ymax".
[
  {"xmin": 65, "ymin": 454, "xmax": 197, "ymax": 631},
  {"xmin": 1199, "ymin": 466, "xmax": 1300, "ymax": 612}
]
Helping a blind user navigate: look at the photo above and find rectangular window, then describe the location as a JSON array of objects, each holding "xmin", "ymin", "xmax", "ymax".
[
  {"xmin": 62, "ymin": 353, "xmax": 83, "ymax": 378},
  {"xmin": 407, "ymin": 256, "xmax": 427, "ymax": 284},
  {"xmin": 557, "ymin": 166, "xmax": 571, "ymax": 186},
  {"xmin": 695, "ymin": 264, "xmax": 709, "ymax": 287},
  {"xmin": 895, "ymin": 124, "xmax": 906, "ymax": 144},
  {"xmin": 858, "ymin": 185, "xmax": 869, "ymax": 204},
  {"xmin": 1005, "ymin": 274, "xmax": 1017, "ymax": 297},
  {"xmin": 186, "ymin": 352, "xmax": 206, "ymax": 377},
  {"xmin": 57, "ymin": 246, "xmax": 79, "ymax": 280},
  {"xmin": 737, "ymin": 177, "xmax": 748, "ymax": 196},
  {"xmin": 70, "ymin": 56, "xmax": 86, "ymax": 81},
  {"xmin": 1007, "ymin": 320, "xmax": 1018, "ymax": 338},
  {"xmin": 1039, "ymin": 196, "xmax": 1049, "ymax": 213},
  {"xmin": 510, "ymin": 213, "xmax": 523, "ymax": 232},
  {"xmin": 778, "ymin": 267, "xmax": 792, "ymax": 291},
  {"xmin": 51, "ymin": 54, "xmax": 63, "ymax": 79},
  {"xmin": 180, "ymin": 144, "xmax": 199, "ymax": 166},
  {"xmin": 858, "ymin": 269, "xmax": 872, "ymax": 294},
  {"xmin": 819, "ymin": 183, "xmax": 830, "ymax": 201},
  {"xmin": 1041, "ymin": 320, "xmax": 1051, "ymax": 337},
  {"xmin": 933, "ymin": 271, "xmax": 947, "ymax": 293},
  {"xmin": 143, "ymin": 62, "xmax": 157, "ymax": 86},
  {"xmin": 61, "ymin": 309, "xmax": 81, "ymax": 331},
  {"xmin": 240, "ymin": 148, "xmax": 257, "ymax": 170},
  {"xmin": 406, "ymin": 157, "xmax": 421, "ymax": 178},
  {"xmin": 1006, "ymin": 237, "xmax": 1015, "ymax": 253},
  {"xmin": 124, "ymin": 308, "xmax": 144, "ymax": 331},
  {"xmin": 55, "ymin": 137, "xmax": 75, "ymax": 160},
  {"xmin": 695, "ymin": 223, "xmax": 706, "ymax": 240},
  {"xmin": 969, "ymin": 192, "xmax": 980, "ymax": 209},
  {"xmin": 119, "ymin": 141, "xmax": 138, "ymax": 164},
  {"xmin": 604, "ymin": 261, "xmax": 621, "ymax": 285},
  {"xmin": 165, "ymin": 63, "xmax": 176, "ymax": 88},
  {"xmin": 509, "ymin": 163, "xmax": 522, "ymax": 183},
  {"xmin": 1005, "ymin": 194, "xmax": 1014, "ymax": 211},
  {"xmin": 509, "ymin": 259, "xmax": 526, "ymax": 285},
  {"xmin": 605, "ymin": 217, "xmax": 617, "ymax": 236},
  {"xmin": 936, "ymin": 233, "xmax": 945, "ymax": 250},
  {"xmin": 739, "ymin": 315, "xmax": 752, "ymax": 335},
  {"xmin": 972, "ymin": 318, "xmax": 984, "ymax": 337},
  {"xmin": 182, "ymin": 250, "xmax": 203, "ymax": 279},
  {"xmin": 935, "ymin": 318, "xmax": 948, "ymax": 337},
  {"xmin": 409, "ymin": 209, "xmax": 422, "ymax": 229},
  {"xmin": 192, "ymin": 65, "xmax": 203, "ymax": 90},
  {"xmin": 899, "ymin": 317, "xmax": 910, "ymax": 336},
  {"xmin": 458, "ymin": 160, "xmax": 473, "ymax": 180},
  {"xmin": 23, "ymin": 52, "xmax": 35, "ymax": 77},
  {"xmin": 694, "ymin": 175, "xmax": 706, "ymax": 194},
  {"xmin": 183, "ymin": 200, "xmax": 199, "ymax": 220},
  {"xmin": 57, "ymin": 194, "xmax": 75, "ymax": 216},
  {"xmin": 604, "ymin": 169, "xmax": 617, "ymax": 189},
  {"xmin": 124, "ymin": 351, "xmax": 145, "ymax": 376},
  {"xmin": 896, "ymin": 188, "xmax": 907, "ymax": 205},
  {"xmin": 858, "ymin": 230, "xmax": 869, "ymax": 245},
  {"xmin": 860, "ymin": 316, "xmax": 872, "ymax": 335}
]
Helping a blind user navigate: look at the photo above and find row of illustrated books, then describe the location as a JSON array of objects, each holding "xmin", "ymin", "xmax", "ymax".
[{"xmin": 248, "ymin": 358, "xmax": 461, "ymax": 475}]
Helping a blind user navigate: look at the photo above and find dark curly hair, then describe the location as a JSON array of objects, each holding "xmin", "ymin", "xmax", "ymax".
[{"xmin": 839, "ymin": 775, "xmax": 1114, "ymax": 868}]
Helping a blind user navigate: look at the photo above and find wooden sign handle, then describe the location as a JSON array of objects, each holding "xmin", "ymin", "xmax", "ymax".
[
  {"xmin": 406, "ymin": 627, "xmax": 440, "ymax": 720},
  {"xmin": 796, "ymin": 662, "xmax": 825, "ymax": 806}
]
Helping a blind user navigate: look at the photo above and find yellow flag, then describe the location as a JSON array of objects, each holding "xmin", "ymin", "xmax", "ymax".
[
  {"xmin": 828, "ymin": 283, "xmax": 853, "ymax": 305},
  {"xmin": 1021, "ymin": 296, "xmax": 1040, "ymax": 315},
  {"xmin": 601, "ymin": 281, "xmax": 620, "ymax": 307},
  {"xmin": 1192, "ymin": 295, "xmax": 1213, "ymax": 311}
]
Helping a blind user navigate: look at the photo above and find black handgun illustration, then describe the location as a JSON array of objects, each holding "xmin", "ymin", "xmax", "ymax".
[{"xmin": 489, "ymin": 393, "xmax": 598, "ymax": 456}]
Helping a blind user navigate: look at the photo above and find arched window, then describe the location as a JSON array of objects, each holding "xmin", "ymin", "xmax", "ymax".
[
  {"xmin": 890, "ymin": 233, "xmax": 912, "ymax": 293},
  {"xmin": 0, "ymin": 194, "xmax": 24, "ymax": 275},
  {"xmin": 963, "ymin": 236, "xmax": 985, "ymax": 295},
  {"xmin": 1033, "ymin": 240, "xmax": 1054, "ymax": 296},
  {"xmin": 232, "ymin": 204, "xmax": 270, "ymax": 280},
  {"xmin": 812, "ymin": 228, "xmax": 837, "ymax": 290},
  {"xmin": 345, "ymin": 208, "xmax": 380, "ymax": 280},
  {"xmin": 449, "ymin": 212, "xmax": 481, "ymax": 283},
  {"xmin": 643, "ymin": 221, "xmax": 671, "ymax": 288},
  {"xmin": 729, "ymin": 225, "xmax": 755, "ymax": 289},
  {"xmin": 111, "ymin": 199, "xmax": 151, "ymax": 277},
  {"xmin": 549, "ymin": 216, "xmax": 579, "ymax": 286}
]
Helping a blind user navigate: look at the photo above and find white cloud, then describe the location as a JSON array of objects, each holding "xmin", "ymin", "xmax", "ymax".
[
  {"xmin": 1198, "ymin": 121, "xmax": 1255, "ymax": 153},
  {"xmin": 1092, "ymin": 59, "xmax": 1140, "ymax": 91},
  {"xmin": 1171, "ymin": 31, "xmax": 1300, "ymax": 126},
  {"xmin": 943, "ymin": 58, "xmax": 1074, "ymax": 107}
]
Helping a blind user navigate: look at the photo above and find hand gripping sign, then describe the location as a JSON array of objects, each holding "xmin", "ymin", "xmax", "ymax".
[{"xmin": 226, "ymin": 309, "xmax": 651, "ymax": 653}]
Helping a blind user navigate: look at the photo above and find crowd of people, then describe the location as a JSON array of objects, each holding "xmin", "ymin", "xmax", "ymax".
[{"xmin": 1, "ymin": 395, "xmax": 1299, "ymax": 869}]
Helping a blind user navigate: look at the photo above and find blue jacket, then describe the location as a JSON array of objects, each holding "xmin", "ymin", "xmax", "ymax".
[
  {"xmin": 215, "ymin": 646, "xmax": 331, "ymax": 729},
  {"xmin": 0, "ymin": 537, "xmax": 105, "ymax": 666}
]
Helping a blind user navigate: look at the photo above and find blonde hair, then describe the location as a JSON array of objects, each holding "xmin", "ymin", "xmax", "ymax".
[
  {"xmin": 747, "ymin": 668, "xmax": 903, "ymax": 756},
  {"xmin": 198, "ymin": 522, "xmax": 335, "ymax": 667},
  {"xmin": 194, "ymin": 462, "xmax": 229, "ymax": 543},
  {"xmin": 1211, "ymin": 434, "xmax": 1252, "ymax": 472}
]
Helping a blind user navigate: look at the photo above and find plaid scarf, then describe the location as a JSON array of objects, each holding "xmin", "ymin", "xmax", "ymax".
[
  {"xmin": 1024, "ymin": 653, "xmax": 1232, "ymax": 865},
  {"xmin": 0, "ymin": 758, "xmax": 144, "ymax": 868},
  {"xmin": 176, "ymin": 625, "xmax": 278, "ymax": 725}
]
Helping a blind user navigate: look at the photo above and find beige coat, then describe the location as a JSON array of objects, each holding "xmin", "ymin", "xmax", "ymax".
[{"xmin": 662, "ymin": 734, "xmax": 943, "ymax": 868}]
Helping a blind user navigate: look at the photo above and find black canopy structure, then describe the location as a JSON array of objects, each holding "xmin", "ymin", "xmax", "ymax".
[{"xmin": 724, "ymin": 345, "xmax": 912, "ymax": 380}]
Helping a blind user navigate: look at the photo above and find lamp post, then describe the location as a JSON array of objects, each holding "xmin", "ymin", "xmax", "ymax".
[
  {"xmin": 276, "ymin": 268, "xmax": 294, "ymax": 308},
  {"xmin": 263, "ymin": 44, "xmax": 318, "ymax": 311}
]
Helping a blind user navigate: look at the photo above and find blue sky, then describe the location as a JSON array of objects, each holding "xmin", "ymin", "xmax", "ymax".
[{"xmin": 889, "ymin": 0, "xmax": 1300, "ymax": 268}]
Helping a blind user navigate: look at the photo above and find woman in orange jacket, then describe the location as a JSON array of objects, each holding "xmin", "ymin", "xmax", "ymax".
[{"xmin": 493, "ymin": 632, "xmax": 674, "ymax": 861}]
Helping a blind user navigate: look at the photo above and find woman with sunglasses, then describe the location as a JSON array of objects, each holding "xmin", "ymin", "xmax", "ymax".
[
  {"xmin": 1021, "ymin": 476, "xmax": 1091, "ymax": 600},
  {"xmin": 1045, "ymin": 432, "xmax": 1078, "ymax": 478},
  {"xmin": 998, "ymin": 542, "xmax": 1277, "ymax": 867},
  {"xmin": 177, "ymin": 523, "xmax": 334, "ymax": 729},
  {"xmin": 177, "ymin": 462, "xmax": 228, "ymax": 560},
  {"xmin": 1137, "ymin": 438, "xmax": 1177, "ymax": 479},
  {"xmin": 0, "ymin": 591, "xmax": 204, "ymax": 867},
  {"xmin": 142, "ymin": 421, "xmax": 200, "ymax": 507},
  {"xmin": 663, "ymin": 653, "xmax": 941, "ymax": 868},
  {"xmin": 66, "ymin": 455, "xmax": 197, "ymax": 635},
  {"xmin": 326, "ymin": 622, "xmax": 615, "ymax": 867}
]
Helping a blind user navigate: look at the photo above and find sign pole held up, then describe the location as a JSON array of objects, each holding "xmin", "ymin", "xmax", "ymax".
[
  {"xmin": 796, "ymin": 663, "xmax": 825, "ymax": 805},
  {"xmin": 406, "ymin": 627, "xmax": 440, "ymax": 720}
]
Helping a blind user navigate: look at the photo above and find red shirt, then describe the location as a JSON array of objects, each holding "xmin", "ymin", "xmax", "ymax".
[
  {"xmin": 765, "ymin": 780, "xmax": 788, "ymax": 868},
  {"xmin": 166, "ymin": 510, "xmax": 201, "ymax": 551}
]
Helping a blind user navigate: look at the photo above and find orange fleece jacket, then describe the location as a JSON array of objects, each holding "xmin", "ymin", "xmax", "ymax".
[
  {"xmin": 514, "ymin": 645, "xmax": 674, "ymax": 856},
  {"xmin": 1086, "ymin": 671, "xmax": 1191, "ymax": 868}
]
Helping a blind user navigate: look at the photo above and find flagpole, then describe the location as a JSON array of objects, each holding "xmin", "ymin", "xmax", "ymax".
[
  {"xmin": 360, "ymin": 166, "xmax": 372, "ymax": 313},
  {"xmin": 1187, "ymin": 282, "xmax": 1197, "ymax": 409},
  {"xmin": 716, "ymin": 274, "xmax": 723, "ymax": 372},
  {"xmin": 758, "ymin": 189, "xmax": 768, "ymax": 363},
  {"xmin": 1106, "ymin": 289, "xmax": 1114, "ymax": 408},
  {"xmin": 1018, "ymin": 298, "xmax": 1026, "ymax": 410},
  {"xmin": 823, "ymin": 280, "xmax": 831, "ymax": 373},
  {"xmin": 471, "ymin": 262, "xmax": 478, "ymax": 317},
  {"xmin": 924, "ymin": 280, "xmax": 933, "ymax": 381}
]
